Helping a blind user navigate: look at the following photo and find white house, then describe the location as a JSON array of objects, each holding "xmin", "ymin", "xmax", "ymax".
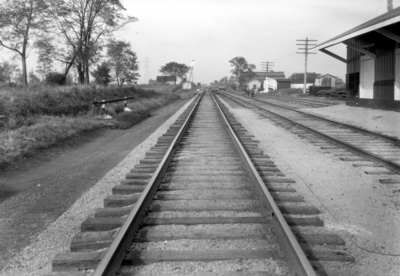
[
  {"xmin": 182, "ymin": 81, "xmax": 194, "ymax": 90},
  {"xmin": 246, "ymin": 71, "xmax": 285, "ymax": 91}
]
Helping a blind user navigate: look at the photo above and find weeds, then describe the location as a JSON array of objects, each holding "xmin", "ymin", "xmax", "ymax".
[
  {"xmin": 0, "ymin": 84, "xmax": 184, "ymax": 169},
  {"xmin": 0, "ymin": 116, "xmax": 100, "ymax": 168}
]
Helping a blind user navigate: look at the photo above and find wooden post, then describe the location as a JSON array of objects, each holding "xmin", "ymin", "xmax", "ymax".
[{"xmin": 388, "ymin": 0, "xmax": 393, "ymax": 11}]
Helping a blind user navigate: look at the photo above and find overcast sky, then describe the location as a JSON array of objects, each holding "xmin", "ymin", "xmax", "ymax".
[
  {"xmin": 3, "ymin": 0, "xmax": 399, "ymax": 85},
  {"xmin": 115, "ymin": 0, "xmax": 400, "ymax": 84}
]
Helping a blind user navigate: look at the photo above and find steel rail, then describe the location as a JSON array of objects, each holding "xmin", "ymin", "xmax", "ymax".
[
  {"xmin": 222, "ymin": 92, "xmax": 400, "ymax": 174},
  {"xmin": 266, "ymin": 95, "xmax": 333, "ymax": 107},
  {"xmin": 211, "ymin": 92, "xmax": 318, "ymax": 276},
  {"xmin": 226, "ymin": 92, "xmax": 400, "ymax": 146},
  {"xmin": 92, "ymin": 92, "xmax": 204, "ymax": 276},
  {"xmin": 92, "ymin": 96, "xmax": 135, "ymax": 105}
]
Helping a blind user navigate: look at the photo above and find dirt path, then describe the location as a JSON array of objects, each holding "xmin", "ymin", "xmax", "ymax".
[{"xmin": 0, "ymin": 97, "xmax": 191, "ymax": 269}]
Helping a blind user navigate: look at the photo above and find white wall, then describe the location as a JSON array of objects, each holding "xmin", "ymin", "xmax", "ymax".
[
  {"xmin": 291, "ymin": 83, "xmax": 313, "ymax": 89},
  {"xmin": 247, "ymin": 80, "xmax": 263, "ymax": 90},
  {"xmin": 264, "ymin": 78, "xmax": 277, "ymax": 90}
]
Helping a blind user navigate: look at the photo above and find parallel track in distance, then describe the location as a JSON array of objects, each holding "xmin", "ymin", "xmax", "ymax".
[{"xmin": 221, "ymin": 92, "xmax": 400, "ymax": 178}]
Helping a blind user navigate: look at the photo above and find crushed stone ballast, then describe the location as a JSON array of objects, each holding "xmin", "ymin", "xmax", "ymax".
[
  {"xmin": 47, "ymin": 92, "xmax": 353, "ymax": 276},
  {"xmin": 221, "ymin": 92, "xmax": 400, "ymax": 185}
]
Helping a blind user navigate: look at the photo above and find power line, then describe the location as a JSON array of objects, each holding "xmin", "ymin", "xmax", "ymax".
[{"xmin": 296, "ymin": 38, "xmax": 317, "ymax": 94}]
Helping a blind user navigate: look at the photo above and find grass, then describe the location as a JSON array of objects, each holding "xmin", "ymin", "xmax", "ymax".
[
  {"xmin": 0, "ymin": 83, "xmax": 190, "ymax": 169},
  {"xmin": 0, "ymin": 116, "xmax": 100, "ymax": 168}
]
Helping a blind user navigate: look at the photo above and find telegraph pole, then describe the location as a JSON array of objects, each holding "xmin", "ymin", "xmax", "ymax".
[
  {"xmin": 296, "ymin": 38, "xmax": 317, "ymax": 94},
  {"xmin": 143, "ymin": 57, "xmax": 151, "ymax": 84},
  {"xmin": 261, "ymin": 61, "xmax": 274, "ymax": 91},
  {"xmin": 388, "ymin": 0, "xmax": 393, "ymax": 11}
]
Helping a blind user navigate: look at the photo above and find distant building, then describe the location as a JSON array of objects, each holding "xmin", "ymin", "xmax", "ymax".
[
  {"xmin": 315, "ymin": 74, "xmax": 338, "ymax": 87},
  {"xmin": 182, "ymin": 81, "xmax": 195, "ymax": 90},
  {"xmin": 314, "ymin": 6, "xmax": 400, "ymax": 110},
  {"xmin": 291, "ymin": 83, "xmax": 314, "ymax": 90},
  {"xmin": 156, "ymin": 76, "xmax": 176, "ymax": 85},
  {"xmin": 246, "ymin": 71, "xmax": 286, "ymax": 91},
  {"xmin": 277, "ymin": 79, "xmax": 292, "ymax": 90}
]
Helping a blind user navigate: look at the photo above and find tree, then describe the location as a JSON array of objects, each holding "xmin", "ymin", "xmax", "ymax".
[
  {"xmin": 159, "ymin": 62, "xmax": 189, "ymax": 85},
  {"xmin": 0, "ymin": 60, "xmax": 20, "ymax": 85},
  {"xmin": 46, "ymin": 72, "xmax": 66, "ymax": 85},
  {"xmin": 29, "ymin": 69, "xmax": 40, "ymax": 84},
  {"xmin": 219, "ymin": 76, "xmax": 228, "ymax": 84},
  {"xmin": 289, "ymin": 72, "xmax": 320, "ymax": 84},
  {"xmin": 0, "ymin": 0, "xmax": 49, "ymax": 86},
  {"xmin": 35, "ymin": 37, "xmax": 54, "ymax": 81},
  {"xmin": 46, "ymin": 0, "xmax": 137, "ymax": 85},
  {"xmin": 91, "ymin": 62, "xmax": 111, "ymax": 85},
  {"xmin": 107, "ymin": 39, "xmax": 140, "ymax": 86},
  {"xmin": 229, "ymin": 57, "xmax": 256, "ymax": 91}
]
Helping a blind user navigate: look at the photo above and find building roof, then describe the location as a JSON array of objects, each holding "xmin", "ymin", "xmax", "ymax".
[
  {"xmin": 276, "ymin": 79, "xmax": 291, "ymax": 82},
  {"xmin": 156, "ymin": 76, "xmax": 176, "ymax": 82},
  {"xmin": 313, "ymin": 6, "xmax": 400, "ymax": 50},
  {"xmin": 254, "ymin": 71, "xmax": 286, "ymax": 80},
  {"xmin": 244, "ymin": 71, "xmax": 286, "ymax": 85},
  {"xmin": 316, "ymin": 74, "xmax": 337, "ymax": 79}
]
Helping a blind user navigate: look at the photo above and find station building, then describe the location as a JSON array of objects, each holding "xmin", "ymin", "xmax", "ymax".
[{"xmin": 314, "ymin": 7, "xmax": 400, "ymax": 110}]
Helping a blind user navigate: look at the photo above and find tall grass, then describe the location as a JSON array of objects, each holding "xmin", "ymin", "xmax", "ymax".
[
  {"xmin": 0, "ymin": 116, "xmax": 100, "ymax": 168},
  {"xmin": 0, "ymin": 84, "xmax": 184, "ymax": 169},
  {"xmin": 0, "ymin": 84, "xmax": 158, "ymax": 119}
]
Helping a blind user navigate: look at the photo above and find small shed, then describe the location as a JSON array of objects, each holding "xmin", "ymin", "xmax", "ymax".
[
  {"xmin": 313, "ymin": 7, "xmax": 400, "ymax": 110},
  {"xmin": 156, "ymin": 76, "xmax": 176, "ymax": 85},
  {"xmin": 277, "ymin": 79, "xmax": 292, "ymax": 90},
  {"xmin": 315, "ymin": 74, "xmax": 337, "ymax": 87},
  {"xmin": 182, "ymin": 81, "xmax": 195, "ymax": 90},
  {"xmin": 246, "ymin": 79, "xmax": 264, "ymax": 91}
]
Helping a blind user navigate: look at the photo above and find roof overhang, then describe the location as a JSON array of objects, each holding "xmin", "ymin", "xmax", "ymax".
[{"xmin": 313, "ymin": 7, "xmax": 400, "ymax": 51}]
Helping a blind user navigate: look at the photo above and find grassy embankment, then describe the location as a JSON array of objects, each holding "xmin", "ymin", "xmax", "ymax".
[{"xmin": 0, "ymin": 84, "xmax": 189, "ymax": 169}]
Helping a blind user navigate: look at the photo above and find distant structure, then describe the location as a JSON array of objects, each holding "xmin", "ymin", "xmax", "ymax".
[
  {"xmin": 276, "ymin": 79, "xmax": 292, "ymax": 90},
  {"xmin": 181, "ymin": 80, "xmax": 195, "ymax": 90},
  {"xmin": 246, "ymin": 71, "xmax": 285, "ymax": 91},
  {"xmin": 314, "ymin": 6, "xmax": 400, "ymax": 110},
  {"xmin": 156, "ymin": 76, "xmax": 176, "ymax": 85},
  {"xmin": 315, "ymin": 74, "xmax": 338, "ymax": 87}
]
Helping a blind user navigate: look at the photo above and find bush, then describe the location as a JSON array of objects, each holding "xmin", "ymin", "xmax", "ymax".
[
  {"xmin": 91, "ymin": 62, "xmax": 111, "ymax": 86},
  {"xmin": 46, "ymin": 72, "xmax": 66, "ymax": 85}
]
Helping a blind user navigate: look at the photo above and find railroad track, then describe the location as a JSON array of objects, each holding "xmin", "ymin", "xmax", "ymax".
[
  {"xmin": 254, "ymin": 94, "xmax": 337, "ymax": 108},
  {"xmin": 49, "ymin": 92, "xmax": 354, "ymax": 276},
  {"xmin": 220, "ymin": 92, "xmax": 400, "ymax": 183}
]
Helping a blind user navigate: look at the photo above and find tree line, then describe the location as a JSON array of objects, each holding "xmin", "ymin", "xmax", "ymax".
[{"xmin": 0, "ymin": 0, "xmax": 139, "ymax": 86}]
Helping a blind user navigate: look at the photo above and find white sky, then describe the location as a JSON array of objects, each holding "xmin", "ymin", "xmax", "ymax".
[
  {"xmin": 2, "ymin": 0, "xmax": 400, "ymax": 84},
  {"xmin": 116, "ymin": 0, "xmax": 400, "ymax": 84}
]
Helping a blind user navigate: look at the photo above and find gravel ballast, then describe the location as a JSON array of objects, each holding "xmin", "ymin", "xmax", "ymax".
[
  {"xmin": 121, "ymin": 259, "xmax": 290, "ymax": 275},
  {"xmin": 0, "ymin": 97, "xmax": 197, "ymax": 276},
  {"xmin": 220, "ymin": 96, "xmax": 400, "ymax": 276}
]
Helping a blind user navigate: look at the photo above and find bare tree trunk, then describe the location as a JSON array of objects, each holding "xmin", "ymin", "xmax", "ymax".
[
  {"xmin": 84, "ymin": 59, "xmax": 90, "ymax": 84},
  {"xmin": 21, "ymin": 55, "xmax": 28, "ymax": 86}
]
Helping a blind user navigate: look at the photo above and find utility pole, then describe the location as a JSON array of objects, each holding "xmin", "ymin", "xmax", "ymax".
[
  {"xmin": 388, "ymin": 0, "xmax": 393, "ymax": 11},
  {"xmin": 143, "ymin": 57, "xmax": 151, "ymax": 84},
  {"xmin": 296, "ymin": 38, "xmax": 317, "ymax": 94},
  {"xmin": 186, "ymin": 60, "xmax": 195, "ymax": 90},
  {"xmin": 261, "ymin": 61, "xmax": 274, "ymax": 91}
]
